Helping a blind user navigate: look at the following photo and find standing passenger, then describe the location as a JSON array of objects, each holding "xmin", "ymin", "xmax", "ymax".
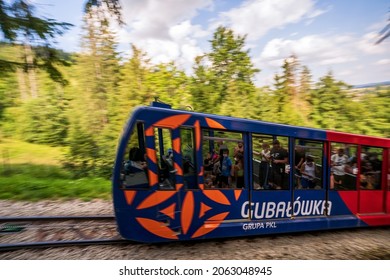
[
  {"xmin": 219, "ymin": 149, "xmax": 232, "ymax": 188},
  {"xmin": 331, "ymin": 148, "xmax": 348, "ymax": 188},
  {"xmin": 270, "ymin": 140, "xmax": 289, "ymax": 189},
  {"xmin": 234, "ymin": 142, "xmax": 244, "ymax": 160},
  {"xmin": 300, "ymin": 155, "xmax": 317, "ymax": 189},
  {"xmin": 259, "ymin": 142, "xmax": 271, "ymax": 189},
  {"xmin": 233, "ymin": 153, "xmax": 245, "ymax": 188}
]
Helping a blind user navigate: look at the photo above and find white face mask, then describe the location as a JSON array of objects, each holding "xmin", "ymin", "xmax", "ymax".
[{"xmin": 223, "ymin": 154, "xmax": 228, "ymax": 157}]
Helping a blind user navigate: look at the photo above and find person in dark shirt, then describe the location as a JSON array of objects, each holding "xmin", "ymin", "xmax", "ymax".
[{"xmin": 270, "ymin": 139, "xmax": 288, "ymax": 189}]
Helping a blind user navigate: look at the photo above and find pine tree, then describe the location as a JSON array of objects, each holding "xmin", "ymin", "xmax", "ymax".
[
  {"xmin": 148, "ymin": 62, "xmax": 191, "ymax": 109},
  {"xmin": 309, "ymin": 72, "xmax": 352, "ymax": 130},
  {"xmin": 65, "ymin": 4, "xmax": 120, "ymax": 175},
  {"xmin": 192, "ymin": 26, "xmax": 260, "ymax": 116},
  {"xmin": 268, "ymin": 56, "xmax": 312, "ymax": 126},
  {"xmin": 190, "ymin": 55, "xmax": 218, "ymax": 113}
]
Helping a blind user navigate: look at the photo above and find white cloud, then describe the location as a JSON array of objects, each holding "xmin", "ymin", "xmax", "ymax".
[
  {"xmin": 375, "ymin": 59, "xmax": 390, "ymax": 65},
  {"xmin": 122, "ymin": 0, "xmax": 213, "ymax": 40},
  {"xmin": 357, "ymin": 32, "xmax": 389, "ymax": 54},
  {"xmin": 212, "ymin": 0, "xmax": 327, "ymax": 41},
  {"xmin": 258, "ymin": 34, "xmax": 358, "ymax": 68},
  {"xmin": 117, "ymin": 0, "xmax": 213, "ymax": 71},
  {"xmin": 255, "ymin": 30, "xmax": 390, "ymax": 86}
]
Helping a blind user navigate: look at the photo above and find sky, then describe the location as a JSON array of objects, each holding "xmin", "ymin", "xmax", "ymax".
[{"xmin": 30, "ymin": 0, "xmax": 390, "ymax": 87}]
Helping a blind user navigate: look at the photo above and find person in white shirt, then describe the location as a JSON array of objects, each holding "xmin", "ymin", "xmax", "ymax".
[
  {"xmin": 300, "ymin": 155, "xmax": 317, "ymax": 189},
  {"xmin": 331, "ymin": 148, "xmax": 349, "ymax": 187}
]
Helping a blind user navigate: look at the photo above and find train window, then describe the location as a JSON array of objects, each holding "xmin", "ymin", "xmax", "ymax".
[
  {"xmin": 294, "ymin": 140, "xmax": 323, "ymax": 189},
  {"xmin": 330, "ymin": 143, "xmax": 357, "ymax": 190},
  {"xmin": 154, "ymin": 127, "xmax": 175, "ymax": 189},
  {"xmin": 252, "ymin": 134, "xmax": 289, "ymax": 190},
  {"xmin": 202, "ymin": 129, "xmax": 244, "ymax": 189},
  {"xmin": 180, "ymin": 127, "xmax": 197, "ymax": 189},
  {"xmin": 120, "ymin": 123, "xmax": 149, "ymax": 189},
  {"xmin": 360, "ymin": 146, "xmax": 383, "ymax": 190}
]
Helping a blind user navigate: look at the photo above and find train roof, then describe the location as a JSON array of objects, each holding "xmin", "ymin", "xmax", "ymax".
[{"xmin": 130, "ymin": 102, "xmax": 390, "ymax": 148}]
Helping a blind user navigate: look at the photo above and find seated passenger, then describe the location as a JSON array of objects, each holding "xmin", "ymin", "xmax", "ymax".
[
  {"xmin": 123, "ymin": 147, "xmax": 148, "ymax": 188},
  {"xmin": 125, "ymin": 147, "xmax": 147, "ymax": 174}
]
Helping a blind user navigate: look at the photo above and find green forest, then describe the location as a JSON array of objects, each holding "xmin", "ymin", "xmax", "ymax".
[{"xmin": 0, "ymin": 0, "xmax": 389, "ymax": 187}]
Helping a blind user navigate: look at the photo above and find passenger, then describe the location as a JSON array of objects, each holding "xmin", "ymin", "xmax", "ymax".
[
  {"xmin": 300, "ymin": 155, "xmax": 317, "ymax": 189},
  {"xmin": 257, "ymin": 142, "xmax": 271, "ymax": 189},
  {"xmin": 204, "ymin": 152, "xmax": 214, "ymax": 172},
  {"xmin": 232, "ymin": 153, "xmax": 245, "ymax": 188},
  {"xmin": 345, "ymin": 156, "xmax": 358, "ymax": 175},
  {"xmin": 204, "ymin": 172, "xmax": 216, "ymax": 188},
  {"xmin": 219, "ymin": 149, "xmax": 232, "ymax": 188},
  {"xmin": 213, "ymin": 160, "xmax": 221, "ymax": 186},
  {"xmin": 122, "ymin": 147, "xmax": 148, "ymax": 188},
  {"xmin": 331, "ymin": 148, "xmax": 348, "ymax": 188},
  {"xmin": 125, "ymin": 147, "xmax": 147, "ymax": 174},
  {"xmin": 294, "ymin": 145, "xmax": 305, "ymax": 188},
  {"xmin": 269, "ymin": 140, "xmax": 288, "ymax": 189},
  {"xmin": 182, "ymin": 145, "xmax": 195, "ymax": 174},
  {"xmin": 234, "ymin": 142, "xmax": 244, "ymax": 160},
  {"xmin": 369, "ymin": 153, "xmax": 382, "ymax": 172},
  {"xmin": 165, "ymin": 148, "xmax": 174, "ymax": 167}
]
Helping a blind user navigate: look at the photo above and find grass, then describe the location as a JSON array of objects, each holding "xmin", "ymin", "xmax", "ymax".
[{"xmin": 0, "ymin": 138, "xmax": 111, "ymax": 201}]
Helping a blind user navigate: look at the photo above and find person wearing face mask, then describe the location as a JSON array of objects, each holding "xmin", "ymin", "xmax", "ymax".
[{"xmin": 219, "ymin": 149, "xmax": 232, "ymax": 188}]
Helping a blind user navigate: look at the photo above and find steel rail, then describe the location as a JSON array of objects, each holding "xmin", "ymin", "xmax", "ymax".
[
  {"xmin": 0, "ymin": 238, "xmax": 130, "ymax": 251},
  {"xmin": 0, "ymin": 215, "xmax": 115, "ymax": 223}
]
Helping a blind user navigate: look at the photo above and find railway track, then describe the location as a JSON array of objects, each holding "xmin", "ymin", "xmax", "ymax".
[{"xmin": 0, "ymin": 215, "xmax": 130, "ymax": 251}]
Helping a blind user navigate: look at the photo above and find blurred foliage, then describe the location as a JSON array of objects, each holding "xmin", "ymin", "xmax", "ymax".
[
  {"xmin": 0, "ymin": 0, "xmax": 72, "ymax": 84},
  {"xmin": 0, "ymin": 1, "xmax": 389, "ymax": 181}
]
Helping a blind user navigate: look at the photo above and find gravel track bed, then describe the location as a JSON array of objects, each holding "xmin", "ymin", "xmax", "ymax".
[{"xmin": 0, "ymin": 199, "xmax": 389, "ymax": 260}]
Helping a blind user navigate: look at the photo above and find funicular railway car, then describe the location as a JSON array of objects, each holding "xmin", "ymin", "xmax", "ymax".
[{"xmin": 112, "ymin": 101, "xmax": 390, "ymax": 242}]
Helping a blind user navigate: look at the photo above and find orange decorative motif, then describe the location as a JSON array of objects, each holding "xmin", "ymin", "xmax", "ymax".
[
  {"xmin": 159, "ymin": 203, "xmax": 176, "ymax": 220},
  {"xmin": 172, "ymin": 138, "xmax": 181, "ymax": 154},
  {"xmin": 205, "ymin": 118, "xmax": 226, "ymax": 130},
  {"xmin": 146, "ymin": 148, "xmax": 157, "ymax": 164},
  {"xmin": 202, "ymin": 190, "xmax": 231, "ymax": 205},
  {"xmin": 147, "ymin": 169, "xmax": 159, "ymax": 187},
  {"xmin": 131, "ymin": 115, "xmax": 236, "ymax": 241},
  {"xmin": 145, "ymin": 126, "xmax": 154, "ymax": 136},
  {"xmin": 136, "ymin": 218, "xmax": 179, "ymax": 240},
  {"xmin": 199, "ymin": 202, "xmax": 212, "ymax": 218},
  {"xmin": 194, "ymin": 120, "xmax": 201, "ymax": 151},
  {"xmin": 124, "ymin": 190, "xmax": 136, "ymax": 205},
  {"xmin": 191, "ymin": 212, "xmax": 229, "ymax": 238},
  {"xmin": 174, "ymin": 162, "xmax": 183, "ymax": 176},
  {"xmin": 154, "ymin": 114, "xmax": 191, "ymax": 129},
  {"xmin": 234, "ymin": 190, "xmax": 242, "ymax": 201},
  {"xmin": 137, "ymin": 191, "xmax": 176, "ymax": 209}
]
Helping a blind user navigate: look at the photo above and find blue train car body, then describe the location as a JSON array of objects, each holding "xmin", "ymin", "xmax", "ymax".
[{"xmin": 113, "ymin": 102, "xmax": 390, "ymax": 242}]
